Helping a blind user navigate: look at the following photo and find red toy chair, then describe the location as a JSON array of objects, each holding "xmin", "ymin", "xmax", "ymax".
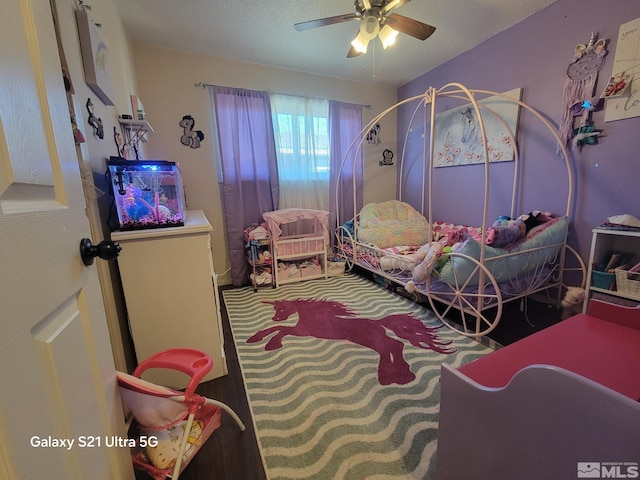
[{"xmin": 116, "ymin": 348, "xmax": 245, "ymax": 479}]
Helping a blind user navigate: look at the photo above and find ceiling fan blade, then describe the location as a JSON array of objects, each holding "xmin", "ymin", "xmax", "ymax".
[
  {"xmin": 347, "ymin": 45, "xmax": 363, "ymax": 58},
  {"xmin": 385, "ymin": 13, "xmax": 435, "ymax": 41},
  {"xmin": 295, "ymin": 13, "xmax": 358, "ymax": 31},
  {"xmin": 381, "ymin": 0, "xmax": 412, "ymax": 14}
]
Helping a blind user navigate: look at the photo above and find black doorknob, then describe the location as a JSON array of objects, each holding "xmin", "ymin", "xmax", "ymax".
[{"xmin": 80, "ymin": 238, "xmax": 121, "ymax": 266}]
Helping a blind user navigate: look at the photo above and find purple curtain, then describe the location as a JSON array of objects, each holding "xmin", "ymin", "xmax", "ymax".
[
  {"xmin": 209, "ymin": 86, "xmax": 279, "ymax": 286},
  {"xmin": 329, "ymin": 101, "xmax": 363, "ymax": 245}
]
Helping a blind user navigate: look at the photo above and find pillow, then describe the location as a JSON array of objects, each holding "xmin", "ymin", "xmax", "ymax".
[{"xmin": 358, "ymin": 200, "xmax": 431, "ymax": 248}]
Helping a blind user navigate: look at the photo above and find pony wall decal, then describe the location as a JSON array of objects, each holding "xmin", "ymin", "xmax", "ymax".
[
  {"xmin": 179, "ymin": 114, "xmax": 204, "ymax": 149},
  {"xmin": 247, "ymin": 298, "xmax": 455, "ymax": 385}
]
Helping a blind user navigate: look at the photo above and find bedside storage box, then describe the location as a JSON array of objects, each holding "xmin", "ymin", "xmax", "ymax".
[
  {"xmin": 299, "ymin": 261, "xmax": 322, "ymax": 277},
  {"xmin": 592, "ymin": 270, "xmax": 615, "ymax": 290},
  {"xmin": 327, "ymin": 258, "xmax": 346, "ymax": 277},
  {"xmin": 615, "ymin": 269, "xmax": 640, "ymax": 299},
  {"xmin": 278, "ymin": 262, "xmax": 301, "ymax": 280}
]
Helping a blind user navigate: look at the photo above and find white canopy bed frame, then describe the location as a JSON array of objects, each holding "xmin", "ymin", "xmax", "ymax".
[{"xmin": 334, "ymin": 83, "xmax": 586, "ymax": 337}]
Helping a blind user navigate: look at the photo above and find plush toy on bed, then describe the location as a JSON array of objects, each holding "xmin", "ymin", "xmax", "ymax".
[
  {"xmin": 406, "ymin": 228, "xmax": 469, "ymax": 293},
  {"xmin": 485, "ymin": 218, "xmax": 524, "ymax": 247},
  {"xmin": 485, "ymin": 211, "xmax": 553, "ymax": 248}
]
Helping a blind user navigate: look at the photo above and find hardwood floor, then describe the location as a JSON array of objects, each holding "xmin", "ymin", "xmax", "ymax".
[{"xmin": 133, "ymin": 277, "xmax": 563, "ymax": 479}]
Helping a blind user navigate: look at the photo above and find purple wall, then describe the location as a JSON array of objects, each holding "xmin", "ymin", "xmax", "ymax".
[{"xmin": 397, "ymin": 0, "xmax": 640, "ymax": 263}]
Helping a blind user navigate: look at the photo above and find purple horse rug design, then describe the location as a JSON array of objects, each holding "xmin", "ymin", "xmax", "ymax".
[{"xmin": 247, "ymin": 298, "xmax": 455, "ymax": 385}]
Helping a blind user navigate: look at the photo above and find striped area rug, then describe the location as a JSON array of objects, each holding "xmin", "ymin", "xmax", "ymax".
[{"xmin": 223, "ymin": 274, "xmax": 493, "ymax": 480}]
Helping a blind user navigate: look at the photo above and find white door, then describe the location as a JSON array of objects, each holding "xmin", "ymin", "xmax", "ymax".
[{"xmin": 0, "ymin": 1, "xmax": 132, "ymax": 479}]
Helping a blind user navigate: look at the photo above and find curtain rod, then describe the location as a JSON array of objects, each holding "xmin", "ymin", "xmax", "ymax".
[{"xmin": 195, "ymin": 81, "xmax": 371, "ymax": 109}]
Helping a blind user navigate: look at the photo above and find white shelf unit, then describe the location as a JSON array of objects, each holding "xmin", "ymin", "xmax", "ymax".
[
  {"xmin": 584, "ymin": 227, "xmax": 640, "ymax": 312},
  {"xmin": 111, "ymin": 210, "xmax": 227, "ymax": 388}
]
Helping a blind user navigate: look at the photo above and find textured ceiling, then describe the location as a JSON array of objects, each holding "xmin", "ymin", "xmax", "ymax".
[{"xmin": 113, "ymin": 0, "xmax": 556, "ymax": 87}]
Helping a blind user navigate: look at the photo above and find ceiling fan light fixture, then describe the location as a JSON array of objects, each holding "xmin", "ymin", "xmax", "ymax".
[
  {"xmin": 379, "ymin": 25, "xmax": 399, "ymax": 49},
  {"xmin": 295, "ymin": 0, "xmax": 437, "ymax": 59},
  {"xmin": 351, "ymin": 32, "xmax": 369, "ymax": 53},
  {"xmin": 360, "ymin": 15, "xmax": 380, "ymax": 40}
]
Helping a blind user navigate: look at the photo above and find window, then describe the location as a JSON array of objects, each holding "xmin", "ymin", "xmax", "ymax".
[
  {"xmin": 273, "ymin": 112, "xmax": 329, "ymax": 176},
  {"xmin": 270, "ymin": 94, "xmax": 330, "ymax": 209}
]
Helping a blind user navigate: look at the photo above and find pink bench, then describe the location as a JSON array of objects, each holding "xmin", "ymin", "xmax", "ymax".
[
  {"xmin": 436, "ymin": 300, "xmax": 640, "ymax": 480},
  {"xmin": 458, "ymin": 300, "xmax": 640, "ymax": 400}
]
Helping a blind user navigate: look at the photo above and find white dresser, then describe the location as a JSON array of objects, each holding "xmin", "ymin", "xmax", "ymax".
[{"xmin": 112, "ymin": 210, "xmax": 227, "ymax": 387}]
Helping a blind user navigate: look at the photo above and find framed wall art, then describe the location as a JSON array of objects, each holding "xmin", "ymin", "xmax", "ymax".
[
  {"xmin": 605, "ymin": 16, "xmax": 640, "ymax": 122},
  {"xmin": 433, "ymin": 88, "xmax": 522, "ymax": 167},
  {"xmin": 75, "ymin": 8, "xmax": 114, "ymax": 106}
]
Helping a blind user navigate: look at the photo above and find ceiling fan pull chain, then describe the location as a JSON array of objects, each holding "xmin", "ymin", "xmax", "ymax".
[{"xmin": 372, "ymin": 41, "xmax": 376, "ymax": 79}]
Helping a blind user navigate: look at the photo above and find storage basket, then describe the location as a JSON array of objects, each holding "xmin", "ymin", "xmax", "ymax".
[
  {"xmin": 327, "ymin": 258, "xmax": 346, "ymax": 277},
  {"xmin": 592, "ymin": 270, "xmax": 615, "ymax": 290},
  {"xmin": 615, "ymin": 269, "xmax": 640, "ymax": 299},
  {"xmin": 299, "ymin": 261, "xmax": 322, "ymax": 277}
]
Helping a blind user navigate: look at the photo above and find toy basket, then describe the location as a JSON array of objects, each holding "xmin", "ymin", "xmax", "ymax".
[
  {"xmin": 592, "ymin": 270, "xmax": 614, "ymax": 290},
  {"xmin": 615, "ymin": 269, "xmax": 640, "ymax": 299}
]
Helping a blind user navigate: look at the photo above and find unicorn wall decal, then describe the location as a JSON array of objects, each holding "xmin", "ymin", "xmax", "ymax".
[{"xmin": 247, "ymin": 298, "xmax": 455, "ymax": 385}]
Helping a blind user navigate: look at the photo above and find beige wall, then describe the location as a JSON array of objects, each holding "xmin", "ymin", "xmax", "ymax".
[
  {"xmin": 53, "ymin": 0, "xmax": 140, "ymax": 370},
  {"xmin": 55, "ymin": 0, "xmax": 139, "ymax": 167},
  {"xmin": 131, "ymin": 43, "xmax": 398, "ymax": 285}
]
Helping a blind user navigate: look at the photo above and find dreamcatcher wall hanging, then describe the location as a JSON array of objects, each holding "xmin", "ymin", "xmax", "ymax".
[{"xmin": 559, "ymin": 32, "xmax": 607, "ymax": 151}]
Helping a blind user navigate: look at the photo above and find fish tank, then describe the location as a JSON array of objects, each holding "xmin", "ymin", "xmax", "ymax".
[{"xmin": 107, "ymin": 158, "xmax": 186, "ymax": 231}]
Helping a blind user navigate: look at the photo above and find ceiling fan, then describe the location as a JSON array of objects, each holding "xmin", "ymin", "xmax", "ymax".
[{"xmin": 294, "ymin": 0, "xmax": 436, "ymax": 58}]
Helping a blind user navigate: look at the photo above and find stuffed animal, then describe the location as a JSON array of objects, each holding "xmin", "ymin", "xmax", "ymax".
[
  {"xmin": 405, "ymin": 227, "xmax": 477, "ymax": 293},
  {"xmin": 485, "ymin": 219, "xmax": 524, "ymax": 247},
  {"xmin": 412, "ymin": 243, "xmax": 444, "ymax": 281},
  {"xmin": 517, "ymin": 211, "xmax": 553, "ymax": 231},
  {"xmin": 485, "ymin": 211, "xmax": 553, "ymax": 248},
  {"xmin": 492, "ymin": 215, "xmax": 512, "ymax": 227},
  {"xmin": 379, "ymin": 254, "xmax": 418, "ymax": 271},
  {"xmin": 560, "ymin": 286, "xmax": 585, "ymax": 319},
  {"xmin": 445, "ymin": 227, "xmax": 468, "ymax": 246}
]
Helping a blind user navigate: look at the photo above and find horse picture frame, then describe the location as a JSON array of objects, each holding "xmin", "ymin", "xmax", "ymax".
[{"xmin": 433, "ymin": 87, "xmax": 522, "ymax": 167}]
